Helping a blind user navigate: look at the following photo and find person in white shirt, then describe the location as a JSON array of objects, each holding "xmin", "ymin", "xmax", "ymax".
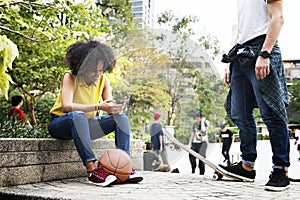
[{"xmin": 220, "ymin": 0, "xmax": 290, "ymax": 191}]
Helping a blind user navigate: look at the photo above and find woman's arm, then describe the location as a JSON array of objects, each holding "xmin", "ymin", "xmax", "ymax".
[{"xmin": 101, "ymin": 76, "xmax": 113, "ymax": 101}]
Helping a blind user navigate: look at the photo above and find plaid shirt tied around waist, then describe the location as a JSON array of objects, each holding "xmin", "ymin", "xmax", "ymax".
[{"xmin": 222, "ymin": 35, "xmax": 289, "ymax": 123}]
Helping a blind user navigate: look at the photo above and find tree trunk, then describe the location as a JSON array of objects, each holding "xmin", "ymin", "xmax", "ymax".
[{"xmin": 29, "ymin": 103, "xmax": 37, "ymax": 125}]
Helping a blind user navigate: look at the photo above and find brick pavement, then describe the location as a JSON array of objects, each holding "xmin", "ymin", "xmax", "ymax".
[{"xmin": 0, "ymin": 171, "xmax": 299, "ymax": 200}]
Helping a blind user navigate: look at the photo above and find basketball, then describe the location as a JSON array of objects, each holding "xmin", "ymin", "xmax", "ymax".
[{"xmin": 99, "ymin": 149, "xmax": 132, "ymax": 183}]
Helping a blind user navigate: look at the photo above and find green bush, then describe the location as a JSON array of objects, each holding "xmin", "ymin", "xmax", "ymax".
[
  {"xmin": 174, "ymin": 127, "xmax": 190, "ymax": 144},
  {"xmin": 34, "ymin": 97, "xmax": 56, "ymax": 126},
  {"xmin": 257, "ymin": 134, "xmax": 263, "ymax": 140},
  {"xmin": 0, "ymin": 116, "xmax": 50, "ymax": 138},
  {"xmin": 0, "ymin": 96, "xmax": 55, "ymax": 138}
]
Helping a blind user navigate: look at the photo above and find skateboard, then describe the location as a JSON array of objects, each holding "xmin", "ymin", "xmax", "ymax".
[{"xmin": 163, "ymin": 128, "xmax": 254, "ymax": 182}]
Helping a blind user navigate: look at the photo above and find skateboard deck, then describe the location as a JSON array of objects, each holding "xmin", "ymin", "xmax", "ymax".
[{"xmin": 163, "ymin": 128, "xmax": 254, "ymax": 182}]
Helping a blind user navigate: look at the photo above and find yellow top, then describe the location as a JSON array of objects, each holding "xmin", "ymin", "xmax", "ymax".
[{"xmin": 49, "ymin": 71, "xmax": 106, "ymax": 118}]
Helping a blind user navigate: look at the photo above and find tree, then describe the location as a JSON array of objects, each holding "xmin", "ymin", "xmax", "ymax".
[
  {"xmin": 97, "ymin": 0, "xmax": 134, "ymax": 32},
  {"xmin": 287, "ymin": 81, "xmax": 300, "ymax": 124},
  {"xmin": 106, "ymin": 30, "xmax": 172, "ymax": 137},
  {"xmin": 156, "ymin": 11, "xmax": 222, "ymax": 125},
  {"xmin": 0, "ymin": 0, "xmax": 124, "ymax": 124},
  {"xmin": 0, "ymin": 35, "xmax": 18, "ymax": 99}
]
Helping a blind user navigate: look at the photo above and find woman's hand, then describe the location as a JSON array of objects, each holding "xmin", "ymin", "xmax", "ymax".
[{"xmin": 98, "ymin": 99, "xmax": 122, "ymax": 114}]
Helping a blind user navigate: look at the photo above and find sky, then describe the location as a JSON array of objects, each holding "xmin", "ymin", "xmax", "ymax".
[{"xmin": 153, "ymin": 0, "xmax": 300, "ymax": 73}]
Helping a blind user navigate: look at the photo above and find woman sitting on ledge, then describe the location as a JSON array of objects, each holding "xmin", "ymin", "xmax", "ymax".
[{"xmin": 48, "ymin": 40, "xmax": 141, "ymax": 186}]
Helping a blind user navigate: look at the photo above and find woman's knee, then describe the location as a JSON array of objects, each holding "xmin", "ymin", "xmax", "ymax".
[
  {"xmin": 70, "ymin": 111, "xmax": 88, "ymax": 123},
  {"xmin": 113, "ymin": 114, "xmax": 130, "ymax": 128},
  {"xmin": 115, "ymin": 113, "xmax": 129, "ymax": 122}
]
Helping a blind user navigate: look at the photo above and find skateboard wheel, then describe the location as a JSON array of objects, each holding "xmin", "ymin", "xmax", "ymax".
[
  {"xmin": 213, "ymin": 172, "xmax": 223, "ymax": 180},
  {"xmin": 212, "ymin": 174, "xmax": 218, "ymax": 180}
]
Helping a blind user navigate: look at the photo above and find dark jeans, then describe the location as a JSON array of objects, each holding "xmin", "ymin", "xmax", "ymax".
[
  {"xmin": 48, "ymin": 111, "xmax": 131, "ymax": 165},
  {"xmin": 189, "ymin": 142, "xmax": 207, "ymax": 175},
  {"xmin": 231, "ymin": 57, "xmax": 290, "ymax": 169}
]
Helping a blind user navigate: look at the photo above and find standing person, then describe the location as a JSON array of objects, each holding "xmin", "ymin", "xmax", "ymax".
[
  {"xmin": 221, "ymin": 0, "xmax": 290, "ymax": 191},
  {"xmin": 8, "ymin": 95, "xmax": 30, "ymax": 125},
  {"xmin": 218, "ymin": 123, "xmax": 234, "ymax": 167},
  {"xmin": 293, "ymin": 128, "xmax": 300, "ymax": 161},
  {"xmin": 143, "ymin": 142, "xmax": 161, "ymax": 171},
  {"xmin": 188, "ymin": 113, "xmax": 208, "ymax": 175},
  {"xmin": 48, "ymin": 41, "xmax": 142, "ymax": 186},
  {"xmin": 150, "ymin": 113, "xmax": 170, "ymax": 171}
]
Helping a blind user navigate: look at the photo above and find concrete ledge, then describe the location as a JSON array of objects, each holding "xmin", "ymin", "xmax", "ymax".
[{"xmin": 0, "ymin": 138, "xmax": 143, "ymax": 187}]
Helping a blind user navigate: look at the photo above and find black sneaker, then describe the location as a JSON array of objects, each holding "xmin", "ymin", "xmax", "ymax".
[
  {"xmin": 123, "ymin": 169, "xmax": 143, "ymax": 184},
  {"xmin": 264, "ymin": 169, "xmax": 290, "ymax": 191},
  {"xmin": 218, "ymin": 161, "xmax": 256, "ymax": 180}
]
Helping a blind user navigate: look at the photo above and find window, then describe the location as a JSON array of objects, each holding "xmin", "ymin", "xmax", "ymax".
[
  {"xmin": 134, "ymin": 13, "xmax": 143, "ymax": 18},
  {"xmin": 132, "ymin": 7, "xmax": 143, "ymax": 12},
  {"xmin": 132, "ymin": 1, "xmax": 143, "ymax": 6}
]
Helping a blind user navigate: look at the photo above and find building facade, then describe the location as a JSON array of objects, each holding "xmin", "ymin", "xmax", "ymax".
[
  {"xmin": 129, "ymin": 0, "xmax": 155, "ymax": 29},
  {"xmin": 283, "ymin": 59, "xmax": 300, "ymax": 85}
]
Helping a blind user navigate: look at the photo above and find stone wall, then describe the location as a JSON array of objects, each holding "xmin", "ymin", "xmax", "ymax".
[{"xmin": 0, "ymin": 138, "xmax": 144, "ymax": 187}]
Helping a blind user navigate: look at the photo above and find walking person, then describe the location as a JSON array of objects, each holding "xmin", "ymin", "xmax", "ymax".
[
  {"xmin": 221, "ymin": 0, "xmax": 290, "ymax": 191},
  {"xmin": 188, "ymin": 113, "xmax": 208, "ymax": 175},
  {"xmin": 218, "ymin": 123, "xmax": 234, "ymax": 166},
  {"xmin": 150, "ymin": 113, "xmax": 170, "ymax": 171}
]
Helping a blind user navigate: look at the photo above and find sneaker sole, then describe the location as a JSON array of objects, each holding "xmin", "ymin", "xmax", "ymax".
[
  {"xmin": 216, "ymin": 165, "xmax": 255, "ymax": 182},
  {"xmin": 88, "ymin": 175, "xmax": 117, "ymax": 187},
  {"xmin": 264, "ymin": 185, "xmax": 290, "ymax": 192},
  {"xmin": 124, "ymin": 175, "xmax": 144, "ymax": 184}
]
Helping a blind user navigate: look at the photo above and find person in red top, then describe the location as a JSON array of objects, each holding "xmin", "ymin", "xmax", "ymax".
[
  {"xmin": 8, "ymin": 95, "xmax": 31, "ymax": 126},
  {"xmin": 8, "ymin": 95, "xmax": 26, "ymax": 121}
]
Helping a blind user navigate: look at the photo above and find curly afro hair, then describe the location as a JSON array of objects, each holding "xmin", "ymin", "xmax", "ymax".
[{"xmin": 65, "ymin": 41, "xmax": 116, "ymax": 75}]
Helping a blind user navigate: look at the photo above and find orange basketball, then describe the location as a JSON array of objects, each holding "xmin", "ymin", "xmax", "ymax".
[{"xmin": 99, "ymin": 149, "xmax": 132, "ymax": 183}]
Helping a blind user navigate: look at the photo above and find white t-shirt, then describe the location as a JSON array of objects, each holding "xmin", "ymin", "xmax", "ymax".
[{"xmin": 236, "ymin": 0, "xmax": 269, "ymax": 44}]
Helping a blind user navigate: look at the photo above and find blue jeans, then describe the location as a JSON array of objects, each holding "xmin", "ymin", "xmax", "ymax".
[
  {"xmin": 48, "ymin": 111, "xmax": 131, "ymax": 165},
  {"xmin": 230, "ymin": 60, "xmax": 290, "ymax": 170}
]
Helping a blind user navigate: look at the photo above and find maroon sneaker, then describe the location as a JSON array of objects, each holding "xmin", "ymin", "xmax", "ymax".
[{"xmin": 87, "ymin": 165, "xmax": 116, "ymax": 186}]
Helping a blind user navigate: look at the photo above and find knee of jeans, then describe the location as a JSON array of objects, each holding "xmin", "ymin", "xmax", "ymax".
[
  {"xmin": 231, "ymin": 109, "xmax": 246, "ymax": 122},
  {"xmin": 114, "ymin": 114, "xmax": 129, "ymax": 124},
  {"xmin": 118, "ymin": 113, "xmax": 128, "ymax": 120},
  {"xmin": 69, "ymin": 111, "xmax": 87, "ymax": 122}
]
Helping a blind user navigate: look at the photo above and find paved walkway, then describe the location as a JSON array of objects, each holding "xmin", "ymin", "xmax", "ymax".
[
  {"xmin": 1, "ymin": 171, "xmax": 299, "ymax": 200},
  {"xmin": 168, "ymin": 140, "xmax": 300, "ymax": 180},
  {"xmin": 1, "ymin": 140, "xmax": 299, "ymax": 199}
]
